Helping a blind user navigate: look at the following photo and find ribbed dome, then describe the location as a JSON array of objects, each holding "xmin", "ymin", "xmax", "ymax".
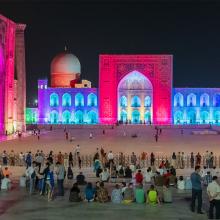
[{"xmin": 51, "ymin": 52, "xmax": 81, "ymax": 74}]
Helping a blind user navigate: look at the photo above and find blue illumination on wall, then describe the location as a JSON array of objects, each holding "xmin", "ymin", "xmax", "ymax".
[{"xmin": 50, "ymin": 93, "xmax": 59, "ymax": 107}]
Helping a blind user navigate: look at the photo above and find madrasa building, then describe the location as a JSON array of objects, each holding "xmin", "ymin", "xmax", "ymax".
[
  {"xmin": 0, "ymin": 14, "xmax": 26, "ymax": 134},
  {"xmin": 26, "ymin": 52, "xmax": 220, "ymax": 126}
]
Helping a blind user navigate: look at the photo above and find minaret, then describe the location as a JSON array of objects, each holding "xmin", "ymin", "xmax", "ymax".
[{"xmin": 15, "ymin": 23, "xmax": 26, "ymax": 131}]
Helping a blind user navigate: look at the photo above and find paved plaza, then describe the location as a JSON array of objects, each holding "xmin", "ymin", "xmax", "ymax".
[
  {"xmin": 0, "ymin": 125, "xmax": 219, "ymax": 220},
  {"xmin": 0, "ymin": 125, "xmax": 219, "ymax": 156}
]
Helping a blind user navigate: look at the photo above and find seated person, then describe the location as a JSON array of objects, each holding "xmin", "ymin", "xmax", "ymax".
[
  {"xmin": 135, "ymin": 170, "xmax": 143, "ymax": 184},
  {"xmin": 1, "ymin": 175, "xmax": 11, "ymax": 191},
  {"xmin": 184, "ymin": 177, "xmax": 192, "ymax": 190},
  {"xmin": 162, "ymin": 184, "xmax": 172, "ymax": 203},
  {"xmin": 69, "ymin": 183, "xmax": 82, "ymax": 202},
  {"xmin": 76, "ymin": 172, "xmax": 87, "ymax": 185},
  {"xmin": 96, "ymin": 182, "xmax": 109, "ymax": 203},
  {"xmin": 100, "ymin": 168, "xmax": 110, "ymax": 182},
  {"xmin": 111, "ymin": 184, "xmax": 123, "ymax": 204},
  {"xmin": 123, "ymin": 183, "xmax": 135, "ymax": 204},
  {"xmin": 84, "ymin": 182, "xmax": 95, "ymax": 202},
  {"xmin": 3, "ymin": 167, "xmax": 11, "ymax": 178},
  {"xmin": 147, "ymin": 184, "xmax": 160, "ymax": 205},
  {"xmin": 154, "ymin": 172, "xmax": 164, "ymax": 186},
  {"xmin": 177, "ymin": 176, "xmax": 185, "ymax": 190},
  {"xmin": 135, "ymin": 183, "xmax": 145, "ymax": 204},
  {"xmin": 124, "ymin": 166, "xmax": 132, "ymax": 178},
  {"xmin": 145, "ymin": 168, "xmax": 153, "ymax": 184},
  {"xmin": 168, "ymin": 174, "xmax": 177, "ymax": 187},
  {"xmin": 121, "ymin": 182, "xmax": 127, "ymax": 197}
]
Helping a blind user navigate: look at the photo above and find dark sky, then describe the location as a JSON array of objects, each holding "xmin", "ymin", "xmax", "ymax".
[{"xmin": 1, "ymin": 0, "xmax": 220, "ymax": 106}]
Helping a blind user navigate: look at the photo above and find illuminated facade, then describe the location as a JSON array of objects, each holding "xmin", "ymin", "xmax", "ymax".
[
  {"xmin": 27, "ymin": 52, "xmax": 220, "ymax": 126},
  {"xmin": 0, "ymin": 14, "xmax": 26, "ymax": 134}
]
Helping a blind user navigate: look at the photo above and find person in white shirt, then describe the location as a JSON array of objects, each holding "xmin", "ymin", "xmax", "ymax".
[
  {"xmin": 107, "ymin": 151, "xmax": 114, "ymax": 166},
  {"xmin": 1, "ymin": 175, "xmax": 11, "ymax": 190},
  {"xmin": 25, "ymin": 162, "xmax": 36, "ymax": 194},
  {"xmin": 145, "ymin": 168, "xmax": 153, "ymax": 183},
  {"xmin": 100, "ymin": 168, "xmax": 110, "ymax": 182},
  {"xmin": 75, "ymin": 145, "xmax": 80, "ymax": 156},
  {"xmin": 207, "ymin": 176, "xmax": 220, "ymax": 219},
  {"xmin": 177, "ymin": 176, "xmax": 185, "ymax": 190}
]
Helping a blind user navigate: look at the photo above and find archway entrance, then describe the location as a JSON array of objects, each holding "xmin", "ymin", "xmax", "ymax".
[{"xmin": 117, "ymin": 71, "xmax": 153, "ymax": 124}]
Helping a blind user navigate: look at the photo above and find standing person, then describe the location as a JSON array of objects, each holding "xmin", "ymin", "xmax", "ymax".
[
  {"xmin": 154, "ymin": 133, "xmax": 158, "ymax": 142},
  {"xmin": 176, "ymin": 152, "xmax": 181, "ymax": 169},
  {"xmin": 78, "ymin": 155, "xmax": 82, "ymax": 169},
  {"xmin": 209, "ymin": 152, "xmax": 214, "ymax": 168},
  {"xmin": 9, "ymin": 150, "xmax": 15, "ymax": 166},
  {"xmin": 131, "ymin": 152, "xmax": 137, "ymax": 166},
  {"xmin": 2, "ymin": 150, "xmax": 8, "ymax": 166},
  {"xmin": 150, "ymin": 152, "xmax": 155, "ymax": 166},
  {"xmin": 180, "ymin": 152, "xmax": 185, "ymax": 169},
  {"xmin": 171, "ymin": 152, "xmax": 176, "ymax": 168},
  {"xmin": 75, "ymin": 145, "xmax": 80, "ymax": 156},
  {"xmin": 190, "ymin": 152, "xmax": 195, "ymax": 169},
  {"xmin": 56, "ymin": 162, "xmax": 65, "ymax": 196},
  {"xmin": 63, "ymin": 153, "xmax": 68, "ymax": 168},
  {"xmin": 196, "ymin": 153, "xmax": 201, "ymax": 166},
  {"xmin": 25, "ymin": 162, "xmax": 36, "ymax": 195},
  {"xmin": 26, "ymin": 152, "xmax": 32, "ymax": 169},
  {"xmin": 140, "ymin": 152, "xmax": 147, "ymax": 168},
  {"xmin": 57, "ymin": 152, "xmax": 64, "ymax": 164},
  {"xmin": 68, "ymin": 152, "xmax": 73, "ymax": 167},
  {"xmin": 107, "ymin": 151, "xmax": 114, "ymax": 166},
  {"xmin": 207, "ymin": 176, "xmax": 220, "ymax": 219},
  {"xmin": 205, "ymin": 150, "xmax": 210, "ymax": 168},
  {"xmin": 190, "ymin": 166, "xmax": 204, "ymax": 214},
  {"xmin": 65, "ymin": 131, "xmax": 69, "ymax": 140}
]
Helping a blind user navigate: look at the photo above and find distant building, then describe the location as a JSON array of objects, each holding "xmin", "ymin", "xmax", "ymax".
[
  {"xmin": 26, "ymin": 53, "xmax": 220, "ymax": 125},
  {"xmin": 0, "ymin": 14, "xmax": 26, "ymax": 134}
]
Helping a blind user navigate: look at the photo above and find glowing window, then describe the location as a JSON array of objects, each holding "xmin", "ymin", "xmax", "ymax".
[
  {"xmin": 62, "ymin": 110, "xmax": 71, "ymax": 124},
  {"xmin": 87, "ymin": 110, "xmax": 98, "ymax": 124},
  {"xmin": 75, "ymin": 93, "xmax": 84, "ymax": 107},
  {"xmin": 50, "ymin": 93, "xmax": 59, "ymax": 107},
  {"xmin": 131, "ymin": 96, "xmax": 141, "ymax": 107},
  {"xmin": 187, "ymin": 93, "xmax": 196, "ymax": 107},
  {"xmin": 144, "ymin": 96, "xmax": 151, "ymax": 107},
  {"xmin": 75, "ymin": 110, "xmax": 84, "ymax": 124},
  {"xmin": 87, "ymin": 93, "xmax": 97, "ymax": 107},
  {"xmin": 62, "ymin": 93, "xmax": 71, "ymax": 107},
  {"xmin": 200, "ymin": 93, "xmax": 209, "ymax": 107},
  {"xmin": 50, "ymin": 110, "xmax": 59, "ymax": 124},
  {"xmin": 174, "ymin": 93, "xmax": 184, "ymax": 107},
  {"xmin": 120, "ymin": 96, "xmax": 127, "ymax": 107}
]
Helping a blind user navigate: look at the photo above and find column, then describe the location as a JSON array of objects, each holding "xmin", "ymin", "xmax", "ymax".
[{"xmin": 15, "ymin": 23, "xmax": 26, "ymax": 131}]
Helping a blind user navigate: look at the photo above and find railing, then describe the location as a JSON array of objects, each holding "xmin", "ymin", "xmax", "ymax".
[{"xmin": 0, "ymin": 154, "xmax": 219, "ymax": 169}]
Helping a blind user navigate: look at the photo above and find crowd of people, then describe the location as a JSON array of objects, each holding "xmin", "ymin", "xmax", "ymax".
[{"xmin": 0, "ymin": 147, "xmax": 220, "ymax": 219}]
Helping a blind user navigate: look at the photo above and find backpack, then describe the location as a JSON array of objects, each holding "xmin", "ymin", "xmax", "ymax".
[{"xmin": 67, "ymin": 167, "xmax": 73, "ymax": 180}]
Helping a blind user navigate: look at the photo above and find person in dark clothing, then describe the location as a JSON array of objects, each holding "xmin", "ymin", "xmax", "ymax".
[
  {"xmin": 69, "ymin": 183, "xmax": 82, "ymax": 202},
  {"xmin": 190, "ymin": 166, "xmax": 204, "ymax": 214},
  {"xmin": 150, "ymin": 153, "xmax": 155, "ymax": 166},
  {"xmin": 68, "ymin": 152, "xmax": 73, "ymax": 167},
  {"xmin": 40, "ymin": 162, "xmax": 50, "ymax": 195},
  {"xmin": 124, "ymin": 166, "xmax": 132, "ymax": 178},
  {"xmin": 76, "ymin": 172, "xmax": 87, "ymax": 185}
]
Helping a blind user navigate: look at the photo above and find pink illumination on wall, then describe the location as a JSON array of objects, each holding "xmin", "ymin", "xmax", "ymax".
[
  {"xmin": 99, "ymin": 55, "xmax": 173, "ymax": 125},
  {"xmin": 0, "ymin": 14, "xmax": 16, "ymax": 134}
]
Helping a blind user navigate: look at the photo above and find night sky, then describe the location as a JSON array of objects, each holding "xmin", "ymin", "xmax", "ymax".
[{"xmin": 1, "ymin": 0, "xmax": 220, "ymax": 106}]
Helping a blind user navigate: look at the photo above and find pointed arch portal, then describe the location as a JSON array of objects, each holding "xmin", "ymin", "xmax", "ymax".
[{"xmin": 99, "ymin": 55, "xmax": 172, "ymax": 124}]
